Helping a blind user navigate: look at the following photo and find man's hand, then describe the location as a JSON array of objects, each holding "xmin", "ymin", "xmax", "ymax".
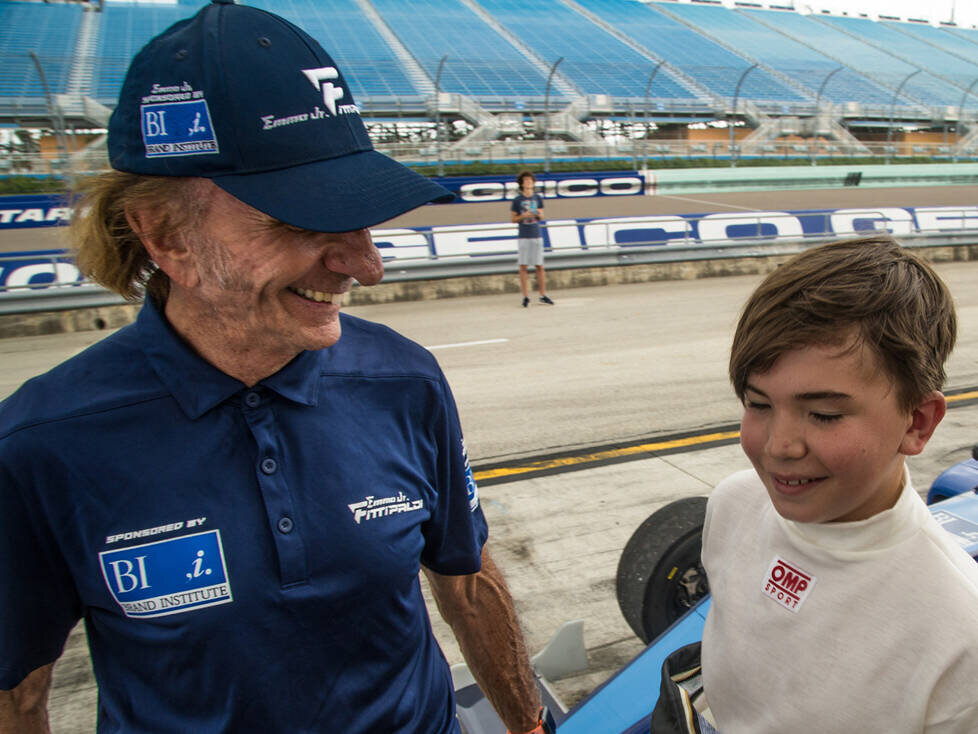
[
  {"xmin": 424, "ymin": 549, "xmax": 542, "ymax": 733},
  {"xmin": 0, "ymin": 663, "xmax": 54, "ymax": 734}
]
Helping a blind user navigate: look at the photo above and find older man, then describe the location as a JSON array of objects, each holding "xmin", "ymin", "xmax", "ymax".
[{"xmin": 0, "ymin": 2, "xmax": 551, "ymax": 732}]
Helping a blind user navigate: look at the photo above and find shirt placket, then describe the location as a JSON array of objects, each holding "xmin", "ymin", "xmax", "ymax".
[{"xmin": 240, "ymin": 388, "xmax": 308, "ymax": 587}]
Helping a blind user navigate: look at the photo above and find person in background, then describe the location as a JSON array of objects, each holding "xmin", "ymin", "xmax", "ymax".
[{"xmin": 511, "ymin": 170, "xmax": 553, "ymax": 307}]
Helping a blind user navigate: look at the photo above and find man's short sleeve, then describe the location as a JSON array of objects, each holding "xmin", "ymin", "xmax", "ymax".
[
  {"xmin": 419, "ymin": 373, "xmax": 488, "ymax": 575},
  {"xmin": 0, "ymin": 459, "xmax": 80, "ymax": 689}
]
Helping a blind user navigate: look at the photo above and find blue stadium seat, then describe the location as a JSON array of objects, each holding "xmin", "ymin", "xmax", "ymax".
[
  {"xmin": 370, "ymin": 0, "xmax": 554, "ymax": 100},
  {"xmin": 475, "ymin": 0, "xmax": 697, "ymax": 99},
  {"xmin": 585, "ymin": 0, "xmax": 804, "ymax": 103},
  {"xmin": 0, "ymin": 2, "xmax": 84, "ymax": 99},
  {"xmin": 820, "ymin": 15, "xmax": 978, "ymax": 105},
  {"xmin": 730, "ymin": 7, "xmax": 962, "ymax": 107}
]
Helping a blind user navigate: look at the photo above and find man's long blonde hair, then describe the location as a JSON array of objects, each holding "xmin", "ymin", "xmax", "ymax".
[{"xmin": 71, "ymin": 172, "xmax": 208, "ymax": 302}]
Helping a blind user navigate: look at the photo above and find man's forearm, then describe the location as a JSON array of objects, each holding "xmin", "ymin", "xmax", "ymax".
[
  {"xmin": 425, "ymin": 550, "xmax": 542, "ymax": 733},
  {"xmin": 0, "ymin": 663, "xmax": 54, "ymax": 734}
]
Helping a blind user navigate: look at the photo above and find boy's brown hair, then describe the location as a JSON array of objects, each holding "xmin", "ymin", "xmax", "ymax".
[{"xmin": 729, "ymin": 236, "xmax": 956, "ymax": 414}]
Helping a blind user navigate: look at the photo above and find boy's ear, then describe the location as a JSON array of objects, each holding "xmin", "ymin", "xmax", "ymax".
[
  {"xmin": 899, "ymin": 391, "xmax": 947, "ymax": 456},
  {"xmin": 125, "ymin": 206, "xmax": 200, "ymax": 288}
]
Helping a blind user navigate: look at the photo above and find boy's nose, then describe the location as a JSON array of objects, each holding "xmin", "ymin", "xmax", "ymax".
[{"xmin": 767, "ymin": 418, "xmax": 806, "ymax": 460}]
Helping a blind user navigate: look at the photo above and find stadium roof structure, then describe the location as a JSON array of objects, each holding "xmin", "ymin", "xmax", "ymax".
[{"xmin": 4, "ymin": 0, "xmax": 978, "ymax": 153}]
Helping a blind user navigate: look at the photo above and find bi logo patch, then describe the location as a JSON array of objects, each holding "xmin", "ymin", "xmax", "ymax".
[
  {"xmin": 141, "ymin": 98, "xmax": 218, "ymax": 158},
  {"xmin": 99, "ymin": 530, "xmax": 232, "ymax": 618}
]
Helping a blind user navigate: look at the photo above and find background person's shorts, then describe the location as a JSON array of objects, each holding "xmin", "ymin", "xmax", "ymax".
[{"xmin": 517, "ymin": 237, "xmax": 544, "ymax": 266}]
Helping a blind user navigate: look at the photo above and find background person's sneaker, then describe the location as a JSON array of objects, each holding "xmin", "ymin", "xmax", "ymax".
[
  {"xmin": 522, "ymin": 297, "xmax": 530, "ymax": 308},
  {"xmin": 540, "ymin": 295, "xmax": 554, "ymax": 305}
]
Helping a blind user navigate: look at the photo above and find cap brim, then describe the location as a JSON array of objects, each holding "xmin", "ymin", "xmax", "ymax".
[{"xmin": 211, "ymin": 150, "xmax": 454, "ymax": 232}]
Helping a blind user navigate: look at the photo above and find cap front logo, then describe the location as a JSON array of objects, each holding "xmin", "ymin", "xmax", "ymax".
[{"xmin": 302, "ymin": 67, "xmax": 345, "ymax": 115}]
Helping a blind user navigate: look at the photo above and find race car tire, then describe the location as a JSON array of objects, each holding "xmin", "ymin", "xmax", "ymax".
[{"xmin": 616, "ymin": 496, "xmax": 709, "ymax": 643}]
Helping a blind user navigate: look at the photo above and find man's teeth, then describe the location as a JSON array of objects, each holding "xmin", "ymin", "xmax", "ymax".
[{"xmin": 291, "ymin": 287, "xmax": 341, "ymax": 304}]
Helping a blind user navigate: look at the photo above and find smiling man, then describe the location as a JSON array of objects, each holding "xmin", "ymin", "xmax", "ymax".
[{"xmin": 0, "ymin": 3, "xmax": 551, "ymax": 733}]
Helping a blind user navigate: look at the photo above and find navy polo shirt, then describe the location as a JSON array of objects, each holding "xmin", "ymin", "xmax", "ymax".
[{"xmin": 0, "ymin": 299, "xmax": 488, "ymax": 733}]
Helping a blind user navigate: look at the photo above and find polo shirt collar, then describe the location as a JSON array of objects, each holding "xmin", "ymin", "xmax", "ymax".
[{"xmin": 137, "ymin": 299, "xmax": 324, "ymax": 419}]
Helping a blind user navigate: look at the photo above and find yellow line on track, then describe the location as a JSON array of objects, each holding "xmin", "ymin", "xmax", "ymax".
[
  {"xmin": 474, "ymin": 391, "xmax": 978, "ymax": 483},
  {"xmin": 949, "ymin": 390, "xmax": 978, "ymax": 404},
  {"xmin": 474, "ymin": 430, "xmax": 741, "ymax": 482}
]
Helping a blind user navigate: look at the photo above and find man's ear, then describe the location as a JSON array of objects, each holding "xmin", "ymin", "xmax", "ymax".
[
  {"xmin": 899, "ymin": 391, "xmax": 947, "ymax": 456},
  {"xmin": 125, "ymin": 206, "xmax": 200, "ymax": 288}
]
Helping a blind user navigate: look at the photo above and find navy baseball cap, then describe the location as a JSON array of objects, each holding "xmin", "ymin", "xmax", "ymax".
[{"xmin": 107, "ymin": 0, "xmax": 453, "ymax": 232}]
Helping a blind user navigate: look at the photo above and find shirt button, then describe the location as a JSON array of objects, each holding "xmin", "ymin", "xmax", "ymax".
[
  {"xmin": 260, "ymin": 458, "xmax": 277, "ymax": 475},
  {"xmin": 277, "ymin": 516, "xmax": 294, "ymax": 534},
  {"xmin": 244, "ymin": 391, "xmax": 261, "ymax": 408}
]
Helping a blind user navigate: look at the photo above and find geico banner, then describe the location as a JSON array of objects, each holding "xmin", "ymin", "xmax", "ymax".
[
  {"xmin": 0, "ymin": 255, "xmax": 82, "ymax": 288},
  {"xmin": 430, "ymin": 172, "xmax": 649, "ymax": 203},
  {"xmin": 3, "ymin": 206, "xmax": 978, "ymax": 288},
  {"xmin": 370, "ymin": 206, "xmax": 978, "ymax": 260}
]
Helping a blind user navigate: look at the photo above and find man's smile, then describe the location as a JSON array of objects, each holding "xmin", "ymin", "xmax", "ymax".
[{"xmin": 288, "ymin": 286, "xmax": 343, "ymax": 304}]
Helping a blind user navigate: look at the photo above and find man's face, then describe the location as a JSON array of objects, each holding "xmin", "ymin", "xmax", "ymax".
[
  {"xmin": 739, "ymin": 340, "xmax": 914, "ymax": 524},
  {"xmin": 183, "ymin": 184, "xmax": 383, "ymax": 360}
]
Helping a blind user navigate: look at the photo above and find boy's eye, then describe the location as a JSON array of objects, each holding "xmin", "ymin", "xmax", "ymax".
[
  {"xmin": 811, "ymin": 412, "xmax": 842, "ymax": 423},
  {"xmin": 745, "ymin": 400, "xmax": 769, "ymax": 411}
]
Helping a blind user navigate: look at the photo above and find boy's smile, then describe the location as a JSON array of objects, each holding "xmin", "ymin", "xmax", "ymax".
[{"xmin": 740, "ymin": 339, "xmax": 919, "ymax": 524}]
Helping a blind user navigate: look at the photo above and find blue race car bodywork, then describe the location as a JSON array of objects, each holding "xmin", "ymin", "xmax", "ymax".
[{"xmin": 926, "ymin": 445, "xmax": 978, "ymax": 505}]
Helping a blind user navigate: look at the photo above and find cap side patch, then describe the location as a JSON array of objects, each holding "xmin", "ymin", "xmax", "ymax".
[{"xmin": 141, "ymin": 96, "xmax": 219, "ymax": 158}]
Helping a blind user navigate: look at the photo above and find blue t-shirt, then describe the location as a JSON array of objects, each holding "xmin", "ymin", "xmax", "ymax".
[
  {"xmin": 511, "ymin": 193, "xmax": 544, "ymax": 238},
  {"xmin": 0, "ymin": 299, "xmax": 487, "ymax": 733}
]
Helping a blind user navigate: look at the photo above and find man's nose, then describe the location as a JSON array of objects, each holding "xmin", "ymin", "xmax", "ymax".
[{"xmin": 324, "ymin": 228, "xmax": 383, "ymax": 285}]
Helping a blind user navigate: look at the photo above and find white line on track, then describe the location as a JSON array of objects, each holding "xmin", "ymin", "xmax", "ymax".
[
  {"xmin": 655, "ymin": 194, "xmax": 762, "ymax": 212},
  {"xmin": 425, "ymin": 338, "xmax": 509, "ymax": 351}
]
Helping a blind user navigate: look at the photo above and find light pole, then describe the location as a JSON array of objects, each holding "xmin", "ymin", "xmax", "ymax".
[
  {"xmin": 642, "ymin": 60, "xmax": 665, "ymax": 170},
  {"xmin": 28, "ymin": 51, "xmax": 69, "ymax": 177},
  {"xmin": 434, "ymin": 54, "xmax": 447, "ymax": 177},
  {"xmin": 954, "ymin": 75, "xmax": 978, "ymax": 162},
  {"xmin": 886, "ymin": 68, "xmax": 921, "ymax": 164},
  {"xmin": 544, "ymin": 56, "xmax": 564, "ymax": 174},
  {"xmin": 810, "ymin": 65, "xmax": 843, "ymax": 166},
  {"xmin": 729, "ymin": 63, "xmax": 758, "ymax": 168}
]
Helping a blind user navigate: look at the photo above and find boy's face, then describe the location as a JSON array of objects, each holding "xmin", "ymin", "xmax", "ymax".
[
  {"xmin": 739, "ymin": 340, "xmax": 918, "ymax": 524},
  {"xmin": 520, "ymin": 176, "xmax": 535, "ymax": 194}
]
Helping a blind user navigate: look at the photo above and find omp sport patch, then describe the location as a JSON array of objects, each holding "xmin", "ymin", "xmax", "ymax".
[
  {"xmin": 99, "ymin": 530, "xmax": 232, "ymax": 618},
  {"xmin": 141, "ymin": 98, "xmax": 218, "ymax": 158},
  {"xmin": 762, "ymin": 556, "xmax": 815, "ymax": 613}
]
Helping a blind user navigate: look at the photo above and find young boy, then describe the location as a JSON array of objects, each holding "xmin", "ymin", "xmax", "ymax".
[
  {"xmin": 701, "ymin": 236, "xmax": 978, "ymax": 732},
  {"xmin": 510, "ymin": 171, "xmax": 553, "ymax": 307}
]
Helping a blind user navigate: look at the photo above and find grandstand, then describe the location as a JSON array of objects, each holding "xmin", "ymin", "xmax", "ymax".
[{"xmin": 3, "ymin": 0, "xmax": 978, "ymax": 170}]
